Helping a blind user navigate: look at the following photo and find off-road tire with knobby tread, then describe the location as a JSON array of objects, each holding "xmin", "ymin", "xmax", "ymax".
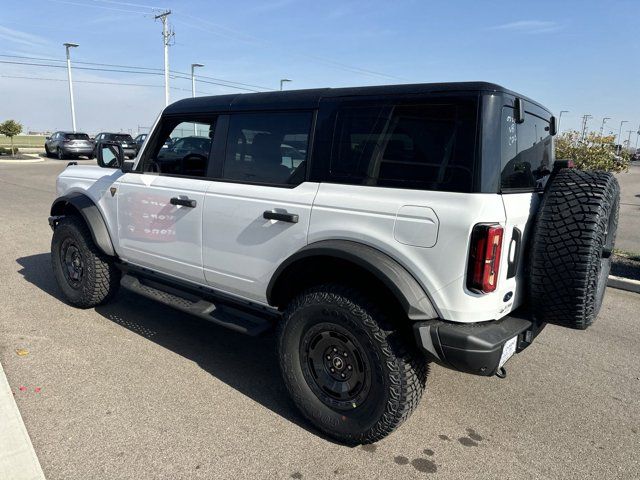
[
  {"xmin": 529, "ymin": 169, "xmax": 619, "ymax": 329},
  {"xmin": 277, "ymin": 284, "xmax": 428, "ymax": 444},
  {"xmin": 51, "ymin": 216, "xmax": 120, "ymax": 308}
]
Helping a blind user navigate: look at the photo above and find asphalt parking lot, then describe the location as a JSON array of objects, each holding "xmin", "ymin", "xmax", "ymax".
[{"xmin": 1, "ymin": 159, "xmax": 639, "ymax": 480}]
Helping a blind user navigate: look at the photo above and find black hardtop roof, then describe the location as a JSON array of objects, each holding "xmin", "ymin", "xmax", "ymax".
[{"xmin": 164, "ymin": 81, "xmax": 551, "ymax": 115}]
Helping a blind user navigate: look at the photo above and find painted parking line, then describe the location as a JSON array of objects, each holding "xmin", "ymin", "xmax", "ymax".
[{"xmin": 0, "ymin": 361, "xmax": 45, "ymax": 480}]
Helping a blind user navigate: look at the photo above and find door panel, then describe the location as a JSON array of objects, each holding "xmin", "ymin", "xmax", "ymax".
[
  {"xmin": 116, "ymin": 173, "xmax": 208, "ymax": 284},
  {"xmin": 202, "ymin": 181, "xmax": 319, "ymax": 303}
]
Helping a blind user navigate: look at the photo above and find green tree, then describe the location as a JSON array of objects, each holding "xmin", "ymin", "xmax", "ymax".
[
  {"xmin": 0, "ymin": 120, "xmax": 23, "ymax": 155},
  {"xmin": 555, "ymin": 130, "xmax": 629, "ymax": 173}
]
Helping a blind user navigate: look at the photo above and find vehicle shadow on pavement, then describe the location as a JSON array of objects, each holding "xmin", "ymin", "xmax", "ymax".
[{"xmin": 16, "ymin": 252, "xmax": 336, "ymax": 443}]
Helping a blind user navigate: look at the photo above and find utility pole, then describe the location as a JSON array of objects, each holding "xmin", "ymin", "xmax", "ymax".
[
  {"xmin": 636, "ymin": 124, "xmax": 640, "ymax": 150},
  {"xmin": 580, "ymin": 114, "xmax": 592, "ymax": 142},
  {"xmin": 155, "ymin": 10, "xmax": 173, "ymax": 107},
  {"xmin": 63, "ymin": 42, "xmax": 79, "ymax": 131},
  {"xmin": 191, "ymin": 63, "xmax": 204, "ymax": 135},
  {"xmin": 617, "ymin": 120, "xmax": 628, "ymax": 146},
  {"xmin": 599, "ymin": 117, "xmax": 610, "ymax": 138}
]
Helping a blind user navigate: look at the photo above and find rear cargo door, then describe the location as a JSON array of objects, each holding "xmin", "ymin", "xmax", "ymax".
[{"xmin": 499, "ymin": 105, "xmax": 553, "ymax": 308}]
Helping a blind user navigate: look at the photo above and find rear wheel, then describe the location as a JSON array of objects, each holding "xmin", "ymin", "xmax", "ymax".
[
  {"xmin": 530, "ymin": 169, "xmax": 620, "ymax": 329},
  {"xmin": 57, "ymin": 148, "xmax": 65, "ymax": 160},
  {"xmin": 51, "ymin": 216, "xmax": 120, "ymax": 308},
  {"xmin": 278, "ymin": 284, "xmax": 427, "ymax": 444}
]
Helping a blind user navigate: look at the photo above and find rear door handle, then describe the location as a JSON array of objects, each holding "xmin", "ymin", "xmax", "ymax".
[
  {"xmin": 170, "ymin": 197, "xmax": 197, "ymax": 208},
  {"xmin": 263, "ymin": 210, "xmax": 299, "ymax": 223}
]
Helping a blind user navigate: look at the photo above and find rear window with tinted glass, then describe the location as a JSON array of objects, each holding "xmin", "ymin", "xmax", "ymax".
[
  {"xmin": 501, "ymin": 107, "xmax": 554, "ymax": 191},
  {"xmin": 110, "ymin": 134, "xmax": 134, "ymax": 142},
  {"xmin": 329, "ymin": 99, "xmax": 478, "ymax": 192},
  {"xmin": 64, "ymin": 133, "xmax": 90, "ymax": 140}
]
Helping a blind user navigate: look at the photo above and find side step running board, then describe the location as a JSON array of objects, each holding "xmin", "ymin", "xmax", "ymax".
[{"xmin": 120, "ymin": 274, "xmax": 272, "ymax": 336}]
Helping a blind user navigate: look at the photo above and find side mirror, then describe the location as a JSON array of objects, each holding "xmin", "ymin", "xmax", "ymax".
[
  {"xmin": 549, "ymin": 116, "xmax": 558, "ymax": 136},
  {"xmin": 45, "ymin": 136, "xmax": 50, "ymax": 140},
  {"xmin": 96, "ymin": 142, "xmax": 124, "ymax": 169}
]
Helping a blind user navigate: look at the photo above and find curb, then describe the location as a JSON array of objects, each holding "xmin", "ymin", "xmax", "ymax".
[
  {"xmin": 0, "ymin": 154, "xmax": 44, "ymax": 164},
  {"xmin": 607, "ymin": 275, "xmax": 640, "ymax": 294},
  {"xmin": 0, "ymin": 361, "xmax": 46, "ymax": 480}
]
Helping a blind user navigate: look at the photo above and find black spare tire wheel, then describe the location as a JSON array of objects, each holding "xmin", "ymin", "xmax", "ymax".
[
  {"xmin": 530, "ymin": 169, "xmax": 619, "ymax": 329},
  {"xmin": 278, "ymin": 284, "xmax": 428, "ymax": 444}
]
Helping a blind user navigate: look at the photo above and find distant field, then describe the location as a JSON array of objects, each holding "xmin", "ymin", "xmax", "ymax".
[{"xmin": 0, "ymin": 135, "xmax": 47, "ymax": 147}]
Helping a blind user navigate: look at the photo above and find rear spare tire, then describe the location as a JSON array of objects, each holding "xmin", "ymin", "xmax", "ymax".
[{"xmin": 530, "ymin": 169, "xmax": 619, "ymax": 329}]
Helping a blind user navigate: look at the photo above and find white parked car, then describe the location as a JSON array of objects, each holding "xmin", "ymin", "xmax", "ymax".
[{"xmin": 48, "ymin": 82, "xmax": 620, "ymax": 444}]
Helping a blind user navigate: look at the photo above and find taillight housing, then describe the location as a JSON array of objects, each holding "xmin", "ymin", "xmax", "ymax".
[{"xmin": 466, "ymin": 224, "xmax": 504, "ymax": 293}]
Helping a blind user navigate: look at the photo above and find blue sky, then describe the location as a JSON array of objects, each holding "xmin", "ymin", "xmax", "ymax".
[{"xmin": 1, "ymin": 0, "xmax": 639, "ymax": 141}]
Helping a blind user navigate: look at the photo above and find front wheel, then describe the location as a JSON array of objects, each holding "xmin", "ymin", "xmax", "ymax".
[
  {"xmin": 51, "ymin": 216, "xmax": 120, "ymax": 308},
  {"xmin": 278, "ymin": 284, "xmax": 427, "ymax": 444}
]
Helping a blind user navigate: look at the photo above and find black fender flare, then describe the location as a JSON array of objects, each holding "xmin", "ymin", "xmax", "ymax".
[
  {"xmin": 267, "ymin": 240, "xmax": 439, "ymax": 320},
  {"xmin": 50, "ymin": 193, "xmax": 116, "ymax": 257}
]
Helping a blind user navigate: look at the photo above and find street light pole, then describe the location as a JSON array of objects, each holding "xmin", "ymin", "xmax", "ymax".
[
  {"xmin": 558, "ymin": 110, "xmax": 569, "ymax": 130},
  {"xmin": 191, "ymin": 63, "xmax": 204, "ymax": 135},
  {"xmin": 580, "ymin": 114, "xmax": 592, "ymax": 142},
  {"xmin": 599, "ymin": 117, "xmax": 611, "ymax": 138},
  {"xmin": 280, "ymin": 78, "xmax": 292, "ymax": 91},
  {"xmin": 617, "ymin": 120, "xmax": 628, "ymax": 145},
  {"xmin": 63, "ymin": 42, "xmax": 79, "ymax": 132}
]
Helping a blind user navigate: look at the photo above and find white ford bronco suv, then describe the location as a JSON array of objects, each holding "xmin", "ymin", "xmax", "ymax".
[{"xmin": 49, "ymin": 82, "xmax": 619, "ymax": 444}]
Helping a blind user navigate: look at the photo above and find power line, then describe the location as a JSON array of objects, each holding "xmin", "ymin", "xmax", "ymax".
[
  {"xmin": 0, "ymin": 74, "xmax": 212, "ymax": 94},
  {"xmin": 0, "ymin": 54, "xmax": 270, "ymax": 90},
  {"xmin": 0, "ymin": 59, "xmax": 262, "ymax": 92}
]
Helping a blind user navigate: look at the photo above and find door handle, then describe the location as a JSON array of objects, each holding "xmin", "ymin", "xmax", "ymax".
[
  {"xmin": 263, "ymin": 210, "xmax": 299, "ymax": 223},
  {"xmin": 170, "ymin": 197, "xmax": 197, "ymax": 208}
]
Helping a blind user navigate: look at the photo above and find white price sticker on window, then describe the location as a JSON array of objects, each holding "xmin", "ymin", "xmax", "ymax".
[{"xmin": 498, "ymin": 336, "xmax": 518, "ymax": 369}]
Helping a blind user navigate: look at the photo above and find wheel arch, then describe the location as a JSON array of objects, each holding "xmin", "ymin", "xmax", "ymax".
[
  {"xmin": 267, "ymin": 240, "xmax": 439, "ymax": 321},
  {"xmin": 50, "ymin": 193, "xmax": 116, "ymax": 257}
]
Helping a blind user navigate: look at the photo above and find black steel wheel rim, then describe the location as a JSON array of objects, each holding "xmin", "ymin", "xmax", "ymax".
[
  {"xmin": 60, "ymin": 238, "xmax": 84, "ymax": 288},
  {"xmin": 300, "ymin": 323, "xmax": 371, "ymax": 410}
]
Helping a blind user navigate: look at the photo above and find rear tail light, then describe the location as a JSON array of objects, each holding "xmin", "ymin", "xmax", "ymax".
[{"xmin": 467, "ymin": 224, "xmax": 504, "ymax": 293}]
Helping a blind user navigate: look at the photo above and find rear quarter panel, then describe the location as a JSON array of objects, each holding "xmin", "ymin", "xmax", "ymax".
[{"xmin": 308, "ymin": 183, "xmax": 510, "ymax": 322}]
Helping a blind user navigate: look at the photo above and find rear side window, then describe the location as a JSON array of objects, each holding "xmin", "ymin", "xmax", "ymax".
[
  {"xmin": 329, "ymin": 100, "xmax": 477, "ymax": 192},
  {"xmin": 222, "ymin": 112, "xmax": 312, "ymax": 186},
  {"xmin": 501, "ymin": 107, "xmax": 554, "ymax": 191}
]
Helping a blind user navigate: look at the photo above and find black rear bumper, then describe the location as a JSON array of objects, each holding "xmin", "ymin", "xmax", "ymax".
[{"xmin": 414, "ymin": 308, "xmax": 545, "ymax": 376}]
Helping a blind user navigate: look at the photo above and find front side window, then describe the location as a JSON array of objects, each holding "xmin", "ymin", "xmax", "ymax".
[
  {"xmin": 222, "ymin": 112, "xmax": 312, "ymax": 186},
  {"xmin": 141, "ymin": 119, "xmax": 215, "ymax": 177},
  {"xmin": 330, "ymin": 100, "xmax": 477, "ymax": 192},
  {"xmin": 501, "ymin": 107, "xmax": 554, "ymax": 191}
]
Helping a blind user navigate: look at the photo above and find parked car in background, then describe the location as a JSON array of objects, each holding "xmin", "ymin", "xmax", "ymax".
[
  {"xmin": 133, "ymin": 133, "xmax": 147, "ymax": 153},
  {"xmin": 632, "ymin": 148, "xmax": 640, "ymax": 161},
  {"xmin": 94, "ymin": 133, "xmax": 137, "ymax": 159},
  {"xmin": 45, "ymin": 132, "xmax": 94, "ymax": 160}
]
